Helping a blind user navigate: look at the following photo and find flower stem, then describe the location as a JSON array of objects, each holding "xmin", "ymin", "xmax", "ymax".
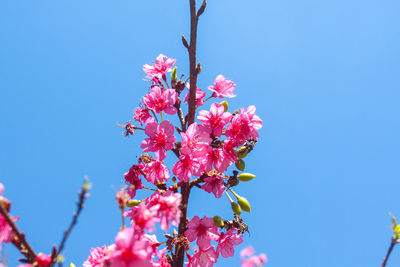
[
  {"xmin": 224, "ymin": 190, "xmax": 234, "ymax": 203},
  {"xmin": 150, "ymin": 110, "xmax": 159, "ymax": 124}
]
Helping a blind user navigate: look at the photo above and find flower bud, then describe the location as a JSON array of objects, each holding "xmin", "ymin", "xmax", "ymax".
[
  {"xmin": 171, "ymin": 67, "xmax": 178, "ymax": 83},
  {"xmin": 126, "ymin": 199, "xmax": 141, "ymax": 207},
  {"xmin": 231, "ymin": 201, "xmax": 242, "ymax": 216},
  {"xmin": 235, "ymin": 159, "xmax": 245, "ymax": 171},
  {"xmin": 236, "ymin": 146, "xmax": 248, "ymax": 159},
  {"xmin": 220, "ymin": 100, "xmax": 229, "ymax": 112},
  {"xmin": 213, "ymin": 216, "xmax": 225, "ymax": 227},
  {"xmin": 238, "ymin": 172, "xmax": 256, "ymax": 182},
  {"xmin": 238, "ymin": 197, "xmax": 251, "ymax": 212}
]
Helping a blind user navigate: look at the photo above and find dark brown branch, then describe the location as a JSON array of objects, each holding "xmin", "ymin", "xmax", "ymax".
[
  {"xmin": 53, "ymin": 180, "xmax": 90, "ymax": 265},
  {"xmin": 174, "ymin": 1, "xmax": 206, "ymax": 267},
  {"xmin": 0, "ymin": 201, "xmax": 37, "ymax": 262},
  {"xmin": 382, "ymin": 238, "xmax": 397, "ymax": 267}
]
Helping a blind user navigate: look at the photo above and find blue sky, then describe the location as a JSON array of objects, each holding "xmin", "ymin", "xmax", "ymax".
[{"xmin": 1, "ymin": 0, "xmax": 400, "ymax": 266}]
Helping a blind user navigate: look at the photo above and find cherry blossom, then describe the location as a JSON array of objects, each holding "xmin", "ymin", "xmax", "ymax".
[
  {"xmin": 0, "ymin": 184, "xmax": 14, "ymax": 248},
  {"xmin": 225, "ymin": 105, "xmax": 263, "ymax": 142},
  {"xmin": 143, "ymin": 86, "xmax": 177, "ymax": 115},
  {"xmin": 184, "ymin": 84, "xmax": 207, "ymax": 107},
  {"xmin": 197, "ymin": 102, "xmax": 232, "ymax": 137},
  {"xmin": 146, "ymin": 191, "xmax": 182, "ymax": 231},
  {"xmin": 240, "ymin": 246, "xmax": 267, "ymax": 267},
  {"xmin": 124, "ymin": 164, "xmax": 144, "ymax": 198},
  {"xmin": 180, "ymin": 122, "xmax": 211, "ymax": 156},
  {"xmin": 83, "ymin": 245, "xmax": 112, "ymax": 267},
  {"xmin": 201, "ymin": 147, "xmax": 230, "ymax": 173},
  {"xmin": 141, "ymin": 121, "xmax": 176, "ymax": 161},
  {"xmin": 240, "ymin": 246, "xmax": 255, "ymax": 258},
  {"xmin": 35, "ymin": 253, "xmax": 52, "ymax": 267},
  {"xmin": 109, "ymin": 228, "xmax": 153, "ymax": 267},
  {"xmin": 217, "ymin": 228, "xmax": 243, "ymax": 258},
  {"xmin": 134, "ymin": 105, "xmax": 155, "ymax": 126},
  {"xmin": 152, "ymin": 248, "xmax": 171, "ymax": 267},
  {"xmin": 185, "ymin": 216, "xmax": 219, "ymax": 250},
  {"xmin": 143, "ymin": 54, "xmax": 176, "ymax": 80},
  {"xmin": 124, "ymin": 204, "xmax": 158, "ymax": 232},
  {"xmin": 172, "ymin": 154, "xmax": 202, "ymax": 182},
  {"xmin": 222, "ymin": 138, "xmax": 239, "ymax": 167},
  {"xmin": 144, "ymin": 160, "xmax": 170, "ymax": 184},
  {"xmin": 208, "ymin": 75, "xmax": 236, "ymax": 98},
  {"xmin": 201, "ymin": 174, "xmax": 226, "ymax": 199},
  {"xmin": 188, "ymin": 246, "xmax": 218, "ymax": 267}
]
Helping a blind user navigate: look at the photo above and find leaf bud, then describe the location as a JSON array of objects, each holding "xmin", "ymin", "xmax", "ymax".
[
  {"xmin": 238, "ymin": 172, "xmax": 256, "ymax": 182},
  {"xmin": 236, "ymin": 146, "xmax": 248, "ymax": 159},
  {"xmin": 235, "ymin": 159, "xmax": 245, "ymax": 171},
  {"xmin": 213, "ymin": 216, "xmax": 225, "ymax": 227},
  {"xmin": 238, "ymin": 196, "xmax": 251, "ymax": 212},
  {"xmin": 220, "ymin": 100, "xmax": 229, "ymax": 112},
  {"xmin": 126, "ymin": 199, "xmax": 141, "ymax": 207},
  {"xmin": 231, "ymin": 201, "xmax": 242, "ymax": 216},
  {"xmin": 171, "ymin": 67, "xmax": 178, "ymax": 84}
]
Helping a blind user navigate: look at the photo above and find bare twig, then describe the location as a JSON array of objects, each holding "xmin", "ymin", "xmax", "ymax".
[
  {"xmin": 0, "ymin": 202, "xmax": 37, "ymax": 262},
  {"xmin": 53, "ymin": 179, "xmax": 90, "ymax": 265},
  {"xmin": 382, "ymin": 238, "xmax": 398, "ymax": 267}
]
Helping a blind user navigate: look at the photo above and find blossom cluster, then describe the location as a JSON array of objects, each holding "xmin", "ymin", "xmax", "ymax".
[
  {"xmin": 0, "ymin": 54, "xmax": 266, "ymax": 267},
  {"xmin": 81, "ymin": 54, "xmax": 265, "ymax": 267}
]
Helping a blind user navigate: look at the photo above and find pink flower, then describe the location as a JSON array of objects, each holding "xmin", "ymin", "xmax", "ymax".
[
  {"xmin": 198, "ymin": 102, "xmax": 232, "ymax": 137},
  {"xmin": 144, "ymin": 160, "xmax": 170, "ymax": 184},
  {"xmin": 184, "ymin": 84, "xmax": 207, "ymax": 107},
  {"xmin": 143, "ymin": 86, "xmax": 177, "ymax": 115},
  {"xmin": 201, "ymin": 147, "xmax": 230, "ymax": 172},
  {"xmin": 188, "ymin": 246, "xmax": 218, "ymax": 267},
  {"xmin": 185, "ymin": 216, "xmax": 219, "ymax": 250},
  {"xmin": 134, "ymin": 105, "xmax": 155, "ymax": 126},
  {"xmin": 172, "ymin": 154, "xmax": 202, "ymax": 182},
  {"xmin": 124, "ymin": 204, "xmax": 158, "ymax": 232},
  {"xmin": 124, "ymin": 164, "xmax": 144, "ymax": 198},
  {"xmin": 35, "ymin": 253, "xmax": 52, "ymax": 267},
  {"xmin": 152, "ymin": 248, "xmax": 171, "ymax": 267},
  {"xmin": 201, "ymin": 174, "xmax": 226, "ymax": 199},
  {"xmin": 141, "ymin": 121, "xmax": 176, "ymax": 161},
  {"xmin": 240, "ymin": 246, "xmax": 267, "ymax": 267},
  {"xmin": 240, "ymin": 246, "xmax": 255, "ymax": 258},
  {"xmin": 225, "ymin": 106, "xmax": 263, "ymax": 142},
  {"xmin": 146, "ymin": 191, "xmax": 182, "ymax": 231},
  {"xmin": 143, "ymin": 54, "xmax": 176, "ymax": 80},
  {"xmin": 180, "ymin": 123, "xmax": 211, "ymax": 156},
  {"xmin": 216, "ymin": 228, "xmax": 243, "ymax": 258},
  {"xmin": 110, "ymin": 228, "xmax": 153, "ymax": 267},
  {"xmin": 208, "ymin": 75, "xmax": 236, "ymax": 98},
  {"xmin": 0, "ymin": 184, "xmax": 15, "ymax": 247},
  {"xmin": 221, "ymin": 139, "xmax": 239, "ymax": 167},
  {"xmin": 0, "ymin": 215, "xmax": 14, "ymax": 246},
  {"xmin": 83, "ymin": 246, "xmax": 113, "ymax": 267}
]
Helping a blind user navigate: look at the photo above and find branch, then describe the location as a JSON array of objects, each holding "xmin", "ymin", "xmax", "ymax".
[
  {"xmin": 174, "ymin": 1, "xmax": 206, "ymax": 266},
  {"xmin": 53, "ymin": 179, "xmax": 90, "ymax": 265},
  {"xmin": 382, "ymin": 238, "xmax": 397, "ymax": 267},
  {"xmin": 0, "ymin": 201, "xmax": 37, "ymax": 262}
]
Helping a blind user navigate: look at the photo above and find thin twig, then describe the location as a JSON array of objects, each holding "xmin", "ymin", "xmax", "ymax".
[
  {"xmin": 382, "ymin": 238, "xmax": 397, "ymax": 267},
  {"xmin": 0, "ymin": 203, "xmax": 37, "ymax": 262},
  {"xmin": 53, "ymin": 180, "xmax": 90, "ymax": 265}
]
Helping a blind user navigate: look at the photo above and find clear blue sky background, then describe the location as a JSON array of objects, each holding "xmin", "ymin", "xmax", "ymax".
[{"xmin": 1, "ymin": 0, "xmax": 400, "ymax": 266}]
